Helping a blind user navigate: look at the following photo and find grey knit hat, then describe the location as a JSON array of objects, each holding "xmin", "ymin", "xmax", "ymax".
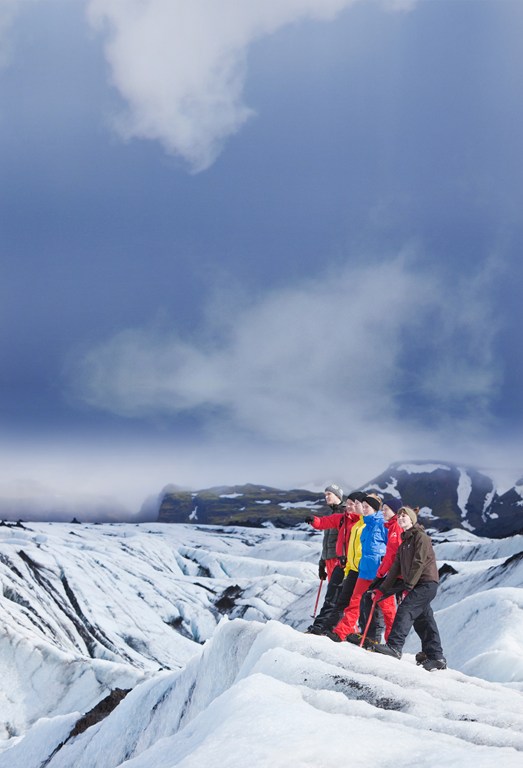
[{"xmin": 324, "ymin": 484, "xmax": 344, "ymax": 503}]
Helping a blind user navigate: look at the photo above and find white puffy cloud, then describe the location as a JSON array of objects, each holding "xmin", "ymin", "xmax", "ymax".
[
  {"xmin": 70, "ymin": 255, "xmax": 501, "ymax": 449},
  {"xmin": 1, "ymin": 1, "xmax": 418, "ymax": 168},
  {"xmin": 86, "ymin": 0, "xmax": 386, "ymax": 171},
  {"xmin": 0, "ymin": 254, "xmax": 508, "ymax": 513}
]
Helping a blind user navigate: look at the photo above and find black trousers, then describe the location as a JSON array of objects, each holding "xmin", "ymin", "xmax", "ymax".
[
  {"xmin": 309, "ymin": 565, "xmax": 345, "ymax": 629},
  {"xmin": 387, "ymin": 580, "xmax": 443, "ymax": 659},
  {"xmin": 311, "ymin": 568, "xmax": 358, "ymax": 631},
  {"xmin": 359, "ymin": 589, "xmax": 385, "ymax": 642}
]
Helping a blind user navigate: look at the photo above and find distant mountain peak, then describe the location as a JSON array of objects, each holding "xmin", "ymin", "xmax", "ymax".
[{"xmin": 158, "ymin": 463, "xmax": 523, "ymax": 537}]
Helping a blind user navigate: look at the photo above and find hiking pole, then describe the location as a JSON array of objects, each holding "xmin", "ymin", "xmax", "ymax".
[
  {"xmin": 312, "ymin": 578, "xmax": 325, "ymax": 618},
  {"xmin": 359, "ymin": 594, "xmax": 377, "ymax": 648}
]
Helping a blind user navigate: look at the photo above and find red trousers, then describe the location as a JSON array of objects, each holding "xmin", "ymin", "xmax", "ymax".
[{"xmin": 333, "ymin": 577, "xmax": 397, "ymax": 640}]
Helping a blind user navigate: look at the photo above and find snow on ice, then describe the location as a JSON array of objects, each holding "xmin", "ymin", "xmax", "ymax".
[
  {"xmin": 394, "ymin": 463, "xmax": 450, "ymax": 474},
  {"xmin": 0, "ymin": 521, "xmax": 522, "ymax": 767}
]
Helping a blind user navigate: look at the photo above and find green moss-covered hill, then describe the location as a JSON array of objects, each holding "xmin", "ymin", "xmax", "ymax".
[{"xmin": 157, "ymin": 483, "xmax": 324, "ymax": 527}]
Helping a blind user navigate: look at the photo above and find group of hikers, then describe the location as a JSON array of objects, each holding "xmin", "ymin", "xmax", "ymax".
[{"xmin": 304, "ymin": 484, "xmax": 447, "ymax": 671}]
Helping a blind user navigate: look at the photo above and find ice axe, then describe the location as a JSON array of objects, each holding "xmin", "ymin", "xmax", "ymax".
[
  {"xmin": 311, "ymin": 577, "xmax": 325, "ymax": 618},
  {"xmin": 359, "ymin": 593, "xmax": 378, "ymax": 648}
]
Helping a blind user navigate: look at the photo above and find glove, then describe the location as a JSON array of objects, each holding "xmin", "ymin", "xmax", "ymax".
[
  {"xmin": 372, "ymin": 589, "xmax": 384, "ymax": 602},
  {"xmin": 338, "ymin": 555, "xmax": 347, "ymax": 568},
  {"xmin": 318, "ymin": 560, "xmax": 327, "ymax": 580},
  {"xmin": 304, "ymin": 516, "xmax": 314, "ymax": 524},
  {"xmin": 368, "ymin": 576, "xmax": 384, "ymax": 592},
  {"xmin": 386, "ymin": 580, "xmax": 406, "ymax": 596}
]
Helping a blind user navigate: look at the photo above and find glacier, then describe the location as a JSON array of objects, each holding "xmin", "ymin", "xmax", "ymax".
[{"xmin": 1, "ymin": 521, "xmax": 522, "ymax": 767}]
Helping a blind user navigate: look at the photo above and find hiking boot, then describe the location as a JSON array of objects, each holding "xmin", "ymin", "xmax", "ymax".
[
  {"xmin": 422, "ymin": 658, "xmax": 447, "ymax": 672},
  {"xmin": 363, "ymin": 637, "xmax": 379, "ymax": 650},
  {"xmin": 324, "ymin": 630, "xmax": 343, "ymax": 643},
  {"xmin": 372, "ymin": 643, "xmax": 402, "ymax": 659},
  {"xmin": 415, "ymin": 651, "xmax": 428, "ymax": 665},
  {"xmin": 305, "ymin": 625, "xmax": 324, "ymax": 635},
  {"xmin": 346, "ymin": 633, "xmax": 363, "ymax": 645}
]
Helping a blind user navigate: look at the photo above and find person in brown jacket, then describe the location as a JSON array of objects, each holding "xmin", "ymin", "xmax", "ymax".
[{"xmin": 371, "ymin": 506, "xmax": 446, "ymax": 671}]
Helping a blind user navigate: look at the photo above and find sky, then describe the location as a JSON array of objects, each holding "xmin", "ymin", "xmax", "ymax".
[{"xmin": 1, "ymin": 0, "xmax": 523, "ymax": 518}]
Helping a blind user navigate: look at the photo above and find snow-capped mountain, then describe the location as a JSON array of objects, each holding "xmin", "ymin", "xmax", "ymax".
[
  {"xmin": 364, "ymin": 461, "xmax": 523, "ymax": 537},
  {"xmin": 1, "ymin": 521, "xmax": 522, "ymax": 767},
  {"xmin": 157, "ymin": 462, "xmax": 523, "ymax": 537}
]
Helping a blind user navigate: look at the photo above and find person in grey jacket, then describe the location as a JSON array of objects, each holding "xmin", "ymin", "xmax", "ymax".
[
  {"xmin": 304, "ymin": 484, "xmax": 344, "ymax": 633},
  {"xmin": 319, "ymin": 485, "xmax": 344, "ymax": 581},
  {"xmin": 371, "ymin": 506, "xmax": 447, "ymax": 671}
]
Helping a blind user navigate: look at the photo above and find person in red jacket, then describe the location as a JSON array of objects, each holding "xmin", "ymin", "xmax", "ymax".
[{"xmin": 309, "ymin": 492, "xmax": 362, "ymax": 563}]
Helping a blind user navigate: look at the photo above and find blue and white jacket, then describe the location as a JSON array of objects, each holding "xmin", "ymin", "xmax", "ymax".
[{"xmin": 358, "ymin": 511, "xmax": 387, "ymax": 580}]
